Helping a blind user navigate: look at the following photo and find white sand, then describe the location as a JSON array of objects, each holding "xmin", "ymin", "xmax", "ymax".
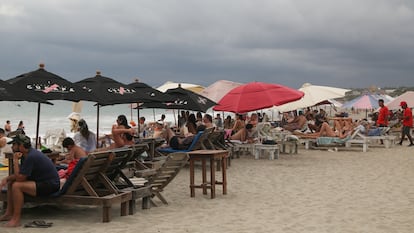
[{"xmin": 1, "ymin": 145, "xmax": 414, "ymax": 233}]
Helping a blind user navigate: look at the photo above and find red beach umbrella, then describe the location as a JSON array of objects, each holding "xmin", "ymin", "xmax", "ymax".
[{"xmin": 213, "ymin": 81, "xmax": 304, "ymax": 113}]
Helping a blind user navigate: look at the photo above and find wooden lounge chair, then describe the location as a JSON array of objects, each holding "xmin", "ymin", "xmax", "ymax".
[
  {"xmin": 146, "ymin": 152, "xmax": 189, "ymax": 206},
  {"xmin": 103, "ymin": 146, "xmax": 152, "ymax": 214},
  {"xmin": 157, "ymin": 128, "xmax": 214, "ymax": 154},
  {"xmin": 205, "ymin": 130, "xmax": 232, "ymax": 168},
  {"xmin": 0, "ymin": 150, "xmax": 132, "ymax": 222}
]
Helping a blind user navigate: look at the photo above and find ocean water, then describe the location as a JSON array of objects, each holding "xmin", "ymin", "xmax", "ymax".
[{"xmin": 0, "ymin": 100, "xmax": 178, "ymax": 139}]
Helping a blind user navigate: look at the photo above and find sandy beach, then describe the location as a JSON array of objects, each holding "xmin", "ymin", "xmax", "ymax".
[{"xmin": 1, "ymin": 143, "xmax": 414, "ymax": 233}]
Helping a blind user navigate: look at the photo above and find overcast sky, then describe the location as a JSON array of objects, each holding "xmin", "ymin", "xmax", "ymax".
[{"xmin": 1, "ymin": 0, "xmax": 413, "ymax": 89}]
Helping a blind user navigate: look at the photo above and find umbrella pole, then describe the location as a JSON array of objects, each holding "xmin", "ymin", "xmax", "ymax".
[
  {"xmin": 137, "ymin": 106, "xmax": 140, "ymax": 136},
  {"xmin": 96, "ymin": 105, "xmax": 100, "ymax": 148},
  {"xmin": 153, "ymin": 109, "xmax": 156, "ymax": 122},
  {"xmin": 173, "ymin": 109, "xmax": 177, "ymax": 126},
  {"xmin": 35, "ymin": 103, "xmax": 41, "ymax": 149}
]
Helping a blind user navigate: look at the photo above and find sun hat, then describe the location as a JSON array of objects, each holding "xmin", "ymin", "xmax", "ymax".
[
  {"xmin": 7, "ymin": 134, "xmax": 31, "ymax": 145},
  {"xmin": 400, "ymin": 101, "xmax": 408, "ymax": 107}
]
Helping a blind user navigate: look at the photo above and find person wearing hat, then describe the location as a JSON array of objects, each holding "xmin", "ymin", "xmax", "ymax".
[
  {"xmin": 398, "ymin": 101, "xmax": 414, "ymax": 146},
  {"xmin": 0, "ymin": 135, "xmax": 60, "ymax": 227}
]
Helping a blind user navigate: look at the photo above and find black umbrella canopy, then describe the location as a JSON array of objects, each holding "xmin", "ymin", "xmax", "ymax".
[
  {"xmin": 139, "ymin": 85, "xmax": 217, "ymax": 112},
  {"xmin": 127, "ymin": 79, "xmax": 173, "ymax": 103},
  {"xmin": 76, "ymin": 71, "xmax": 156, "ymax": 105},
  {"xmin": 6, "ymin": 64, "xmax": 93, "ymax": 148},
  {"xmin": 7, "ymin": 64, "xmax": 94, "ymax": 101},
  {"xmin": 0, "ymin": 79, "xmax": 52, "ymax": 104}
]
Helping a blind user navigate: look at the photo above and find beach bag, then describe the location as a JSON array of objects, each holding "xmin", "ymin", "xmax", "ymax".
[{"xmin": 262, "ymin": 139, "xmax": 276, "ymax": 145}]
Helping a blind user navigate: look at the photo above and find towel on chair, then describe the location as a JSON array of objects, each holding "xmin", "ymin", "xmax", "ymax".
[{"xmin": 317, "ymin": 136, "xmax": 350, "ymax": 145}]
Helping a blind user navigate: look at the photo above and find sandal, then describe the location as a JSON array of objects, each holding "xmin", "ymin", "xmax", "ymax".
[{"xmin": 24, "ymin": 220, "xmax": 53, "ymax": 228}]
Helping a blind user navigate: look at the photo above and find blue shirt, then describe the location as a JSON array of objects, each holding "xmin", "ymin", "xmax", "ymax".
[{"xmin": 20, "ymin": 148, "xmax": 59, "ymax": 186}]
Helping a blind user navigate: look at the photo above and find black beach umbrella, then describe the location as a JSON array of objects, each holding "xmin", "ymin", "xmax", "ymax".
[
  {"xmin": 127, "ymin": 80, "xmax": 175, "ymax": 130},
  {"xmin": 139, "ymin": 85, "xmax": 217, "ymax": 113},
  {"xmin": 75, "ymin": 72, "xmax": 164, "ymax": 142},
  {"xmin": 0, "ymin": 79, "xmax": 52, "ymax": 104},
  {"xmin": 7, "ymin": 64, "xmax": 95, "ymax": 148}
]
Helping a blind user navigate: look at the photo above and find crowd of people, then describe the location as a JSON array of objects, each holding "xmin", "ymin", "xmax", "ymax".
[
  {"xmin": 0, "ymin": 99, "xmax": 413, "ymax": 227},
  {"xmin": 289, "ymin": 99, "xmax": 414, "ymax": 147}
]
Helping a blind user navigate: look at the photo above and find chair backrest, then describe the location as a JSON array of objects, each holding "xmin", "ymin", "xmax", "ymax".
[
  {"xmin": 56, "ymin": 156, "xmax": 89, "ymax": 196},
  {"xmin": 192, "ymin": 127, "xmax": 215, "ymax": 150},
  {"xmin": 206, "ymin": 130, "xmax": 227, "ymax": 149},
  {"xmin": 185, "ymin": 130, "xmax": 205, "ymax": 151},
  {"xmin": 148, "ymin": 152, "xmax": 189, "ymax": 191},
  {"xmin": 64, "ymin": 150, "xmax": 116, "ymax": 196},
  {"xmin": 129, "ymin": 143, "xmax": 150, "ymax": 160},
  {"xmin": 105, "ymin": 147, "xmax": 134, "ymax": 182}
]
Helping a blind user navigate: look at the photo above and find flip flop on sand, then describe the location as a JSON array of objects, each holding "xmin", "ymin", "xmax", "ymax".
[{"xmin": 24, "ymin": 220, "xmax": 53, "ymax": 228}]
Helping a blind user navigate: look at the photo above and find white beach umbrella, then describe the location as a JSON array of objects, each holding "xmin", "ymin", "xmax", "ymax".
[
  {"xmin": 199, "ymin": 80, "xmax": 243, "ymax": 103},
  {"xmin": 385, "ymin": 91, "xmax": 414, "ymax": 110},
  {"xmin": 274, "ymin": 83, "xmax": 351, "ymax": 112},
  {"xmin": 157, "ymin": 81, "xmax": 205, "ymax": 93}
]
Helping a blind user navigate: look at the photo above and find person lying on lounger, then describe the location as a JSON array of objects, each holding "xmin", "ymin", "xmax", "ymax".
[
  {"xmin": 230, "ymin": 123, "xmax": 258, "ymax": 143},
  {"xmin": 162, "ymin": 125, "xmax": 206, "ymax": 150},
  {"xmin": 294, "ymin": 121, "xmax": 353, "ymax": 139}
]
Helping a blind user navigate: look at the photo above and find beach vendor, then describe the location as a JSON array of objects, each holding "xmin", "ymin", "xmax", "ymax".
[
  {"xmin": 398, "ymin": 101, "xmax": 414, "ymax": 146},
  {"xmin": 0, "ymin": 135, "xmax": 59, "ymax": 227}
]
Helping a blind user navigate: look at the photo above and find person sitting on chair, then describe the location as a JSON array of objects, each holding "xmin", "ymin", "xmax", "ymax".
[
  {"xmin": 57, "ymin": 137, "xmax": 88, "ymax": 187},
  {"xmin": 0, "ymin": 135, "xmax": 60, "ymax": 227},
  {"xmin": 164, "ymin": 125, "xmax": 206, "ymax": 150},
  {"xmin": 230, "ymin": 123, "xmax": 258, "ymax": 143},
  {"xmin": 74, "ymin": 119, "xmax": 96, "ymax": 153},
  {"xmin": 283, "ymin": 111, "xmax": 308, "ymax": 132}
]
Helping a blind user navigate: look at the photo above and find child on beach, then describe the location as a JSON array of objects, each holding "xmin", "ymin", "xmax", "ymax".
[{"xmin": 57, "ymin": 137, "xmax": 87, "ymax": 187}]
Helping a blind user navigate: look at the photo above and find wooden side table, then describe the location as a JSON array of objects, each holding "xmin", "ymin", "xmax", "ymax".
[{"xmin": 187, "ymin": 150, "xmax": 228, "ymax": 199}]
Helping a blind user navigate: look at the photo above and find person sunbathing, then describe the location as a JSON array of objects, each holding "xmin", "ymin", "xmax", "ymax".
[
  {"xmin": 97, "ymin": 115, "xmax": 135, "ymax": 151},
  {"xmin": 294, "ymin": 121, "xmax": 352, "ymax": 139},
  {"xmin": 111, "ymin": 115, "xmax": 135, "ymax": 148},
  {"xmin": 162, "ymin": 125, "xmax": 206, "ymax": 150},
  {"xmin": 283, "ymin": 113, "xmax": 308, "ymax": 132},
  {"xmin": 230, "ymin": 124, "xmax": 258, "ymax": 143}
]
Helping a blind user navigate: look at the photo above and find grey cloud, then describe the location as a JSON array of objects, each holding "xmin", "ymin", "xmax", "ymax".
[{"xmin": 0, "ymin": 0, "xmax": 414, "ymax": 89}]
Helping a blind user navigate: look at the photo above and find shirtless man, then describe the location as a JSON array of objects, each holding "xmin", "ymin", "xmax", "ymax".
[
  {"xmin": 283, "ymin": 112, "xmax": 307, "ymax": 132},
  {"xmin": 4, "ymin": 120, "xmax": 11, "ymax": 136}
]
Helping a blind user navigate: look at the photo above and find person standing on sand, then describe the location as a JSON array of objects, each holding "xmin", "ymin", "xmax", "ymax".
[
  {"xmin": 398, "ymin": 101, "xmax": 414, "ymax": 146},
  {"xmin": 4, "ymin": 120, "xmax": 11, "ymax": 136},
  {"xmin": 0, "ymin": 135, "xmax": 59, "ymax": 227},
  {"xmin": 377, "ymin": 99, "xmax": 389, "ymax": 127}
]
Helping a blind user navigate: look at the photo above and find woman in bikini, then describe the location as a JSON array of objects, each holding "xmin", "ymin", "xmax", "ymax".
[{"xmin": 110, "ymin": 115, "xmax": 135, "ymax": 148}]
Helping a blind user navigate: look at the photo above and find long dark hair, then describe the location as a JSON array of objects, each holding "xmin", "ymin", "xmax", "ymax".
[
  {"xmin": 78, "ymin": 119, "xmax": 90, "ymax": 140},
  {"xmin": 117, "ymin": 115, "xmax": 133, "ymax": 141}
]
